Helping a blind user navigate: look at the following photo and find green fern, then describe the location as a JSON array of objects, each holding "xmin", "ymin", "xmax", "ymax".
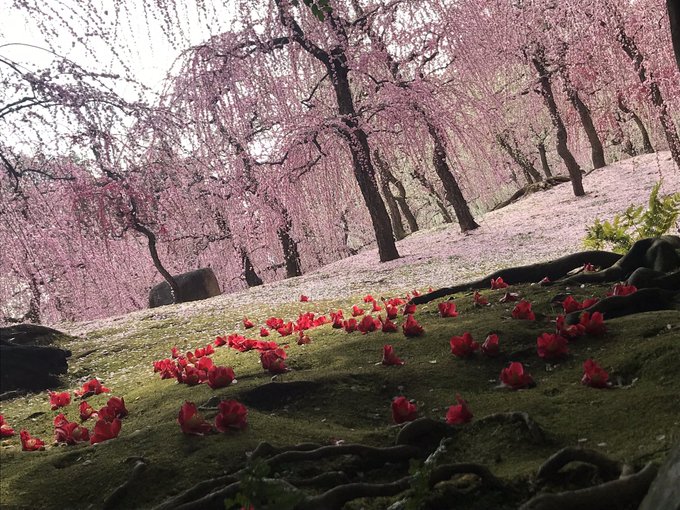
[{"xmin": 584, "ymin": 181, "xmax": 680, "ymax": 254}]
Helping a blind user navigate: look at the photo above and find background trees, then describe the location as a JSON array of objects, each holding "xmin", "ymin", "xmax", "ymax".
[{"xmin": 1, "ymin": 0, "xmax": 678, "ymax": 324}]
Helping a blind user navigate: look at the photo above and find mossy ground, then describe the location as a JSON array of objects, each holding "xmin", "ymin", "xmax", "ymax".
[{"xmin": 1, "ymin": 282, "xmax": 679, "ymax": 509}]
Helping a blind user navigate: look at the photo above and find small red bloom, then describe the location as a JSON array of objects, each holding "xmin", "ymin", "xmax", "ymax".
[
  {"xmin": 105, "ymin": 396, "xmax": 129, "ymax": 419},
  {"xmin": 55, "ymin": 419, "xmax": 90, "ymax": 445},
  {"xmin": 481, "ymin": 334, "xmax": 500, "ymax": 357},
  {"xmin": 385, "ymin": 305, "xmax": 399, "ymax": 320},
  {"xmin": 500, "ymin": 362, "xmax": 534, "ymax": 389},
  {"xmin": 363, "ymin": 294, "xmax": 375, "ymax": 303},
  {"xmin": 357, "ymin": 315, "xmax": 379, "ymax": 334},
  {"xmin": 450, "ymin": 332, "xmax": 479, "ymax": 358},
  {"xmin": 332, "ymin": 316, "xmax": 344, "ymax": 329},
  {"xmin": 372, "ymin": 301, "xmax": 383, "ymax": 312},
  {"xmin": 259, "ymin": 327, "xmax": 270, "ymax": 337},
  {"xmin": 473, "ymin": 291, "xmax": 489, "ymax": 307},
  {"xmin": 180, "ymin": 365, "xmax": 203, "ymax": 386},
  {"xmin": 297, "ymin": 331, "xmax": 312, "ymax": 345},
  {"xmin": 491, "ymin": 277, "xmax": 508, "ymax": 289},
  {"xmin": 196, "ymin": 356, "xmax": 214, "ymax": 372},
  {"xmin": 300, "ymin": 295, "xmax": 310, "ymax": 302},
  {"xmin": 403, "ymin": 303, "xmax": 417, "ymax": 315},
  {"xmin": 260, "ymin": 348, "xmax": 288, "ymax": 374},
  {"xmin": 330, "ymin": 309, "xmax": 344, "ymax": 321},
  {"xmin": 581, "ymin": 359, "xmax": 610, "ymax": 388},
  {"xmin": 579, "ymin": 311, "xmax": 607, "ymax": 336},
  {"xmin": 74, "ymin": 379, "xmax": 110, "ymax": 398},
  {"xmin": 411, "ymin": 289, "xmax": 422, "ymax": 297},
  {"xmin": 214, "ymin": 400, "xmax": 248, "ymax": 433},
  {"xmin": 402, "ymin": 314, "xmax": 424, "ymax": 337},
  {"xmin": 380, "ymin": 316, "xmax": 398, "ymax": 333},
  {"xmin": 555, "ymin": 315, "xmax": 586, "ymax": 339},
  {"xmin": 0, "ymin": 415, "xmax": 15, "ymax": 437},
  {"xmin": 79, "ymin": 401, "xmax": 96, "ymax": 422},
  {"xmin": 177, "ymin": 401, "xmax": 212, "ymax": 436},
  {"xmin": 386, "ymin": 297, "xmax": 406, "ymax": 307},
  {"xmin": 276, "ymin": 322, "xmax": 294, "ymax": 337},
  {"xmin": 562, "ymin": 296, "xmax": 600, "ymax": 314},
  {"xmin": 243, "ymin": 317, "xmax": 255, "ymax": 329},
  {"xmin": 536, "ymin": 333, "xmax": 569, "ymax": 360},
  {"xmin": 438, "ymin": 302, "xmax": 458, "ymax": 318},
  {"xmin": 171, "ymin": 346, "xmax": 180, "ymax": 358},
  {"xmin": 49, "ymin": 391, "xmax": 71, "ymax": 410},
  {"xmin": 20, "ymin": 430, "xmax": 45, "ymax": 451},
  {"xmin": 207, "ymin": 365, "xmax": 236, "ymax": 389},
  {"xmin": 511, "ymin": 300, "xmax": 535, "ymax": 320},
  {"xmin": 343, "ymin": 318, "xmax": 358, "ymax": 333},
  {"xmin": 583, "ymin": 263, "xmax": 596, "ymax": 272},
  {"xmin": 445, "ymin": 394, "xmax": 473, "ymax": 425},
  {"xmin": 607, "ymin": 283, "xmax": 637, "ymax": 297},
  {"xmin": 391, "ymin": 396, "xmax": 418, "ymax": 424},
  {"xmin": 214, "ymin": 335, "xmax": 227, "ymax": 346},
  {"xmin": 352, "ymin": 305, "xmax": 365, "ymax": 317},
  {"xmin": 266, "ymin": 317, "xmax": 284, "ymax": 330},
  {"xmin": 382, "ymin": 345, "xmax": 404, "ymax": 366}
]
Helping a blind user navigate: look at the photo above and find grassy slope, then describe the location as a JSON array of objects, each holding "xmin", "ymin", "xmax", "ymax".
[{"xmin": 1, "ymin": 282, "xmax": 679, "ymax": 509}]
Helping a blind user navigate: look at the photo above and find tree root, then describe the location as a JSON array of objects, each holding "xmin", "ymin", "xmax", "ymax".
[
  {"xmin": 395, "ymin": 417, "xmax": 452, "ymax": 447},
  {"xmin": 249, "ymin": 441, "xmax": 321, "ymax": 461},
  {"xmin": 267, "ymin": 443, "xmax": 422, "ymax": 469},
  {"xmin": 102, "ymin": 458, "xmax": 147, "ymax": 510},
  {"xmin": 475, "ymin": 412, "xmax": 546, "ymax": 444},
  {"xmin": 520, "ymin": 462, "xmax": 658, "ymax": 510},
  {"xmin": 565, "ymin": 288, "xmax": 680, "ymax": 324},
  {"xmin": 429, "ymin": 462, "xmax": 505, "ymax": 490},
  {"xmin": 297, "ymin": 477, "xmax": 413, "ymax": 510},
  {"xmin": 536, "ymin": 447, "xmax": 622, "ymax": 482}
]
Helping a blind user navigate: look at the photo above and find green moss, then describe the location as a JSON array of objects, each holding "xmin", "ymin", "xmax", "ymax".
[{"xmin": 1, "ymin": 284, "xmax": 678, "ymax": 509}]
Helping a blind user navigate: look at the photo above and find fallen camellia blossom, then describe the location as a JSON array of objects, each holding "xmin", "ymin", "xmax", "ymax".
[
  {"xmin": 450, "ymin": 332, "xmax": 479, "ymax": 358},
  {"xmin": 177, "ymin": 401, "xmax": 212, "ymax": 436},
  {"xmin": 511, "ymin": 300, "xmax": 536, "ymax": 320},
  {"xmin": 386, "ymin": 297, "xmax": 406, "ymax": 307},
  {"xmin": 385, "ymin": 305, "xmax": 399, "ymax": 320},
  {"xmin": 555, "ymin": 315, "xmax": 586, "ymax": 339},
  {"xmin": 260, "ymin": 349, "xmax": 288, "ymax": 374},
  {"xmin": 351, "ymin": 305, "xmax": 365, "ymax": 317},
  {"xmin": 300, "ymin": 295, "xmax": 310, "ymax": 302},
  {"xmin": 196, "ymin": 356, "xmax": 214, "ymax": 372},
  {"xmin": 382, "ymin": 345, "xmax": 405, "ymax": 366},
  {"xmin": 579, "ymin": 311, "xmax": 607, "ymax": 336},
  {"xmin": 481, "ymin": 334, "xmax": 500, "ymax": 357},
  {"xmin": 105, "ymin": 397, "xmax": 129, "ymax": 419},
  {"xmin": 180, "ymin": 365, "xmax": 204, "ymax": 386},
  {"xmin": 214, "ymin": 335, "xmax": 228, "ymax": 346},
  {"xmin": 243, "ymin": 317, "xmax": 255, "ymax": 329},
  {"xmin": 363, "ymin": 294, "xmax": 376, "ymax": 303},
  {"xmin": 20, "ymin": 430, "xmax": 46, "ymax": 451},
  {"xmin": 0, "ymin": 415, "xmax": 15, "ymax": 437},
  {"xmin": 403, "ymin": 303, "xmax": 417, "ymax": 315},
  {"xmin": 79, "ymin": 401, "xmax": 96, "ymax": 422},
  {"xmin": 473, "ymin": 291, "xmax": 489, "ymax": 307},
  {"xmin": 562, "ymin": 296, "xmax": 599, "ymax": 314},
  {"xmin": 402, "ymin": 314, "xmax": 424, "ymax": 337},
  {"xmin": 607, "ymin": 283, "xmax": 637, "ymax": 297},
  {"xmin": 276, "ymin": 322, "xmax": 294, "ymax": 337},
  {"xmin": 491, "ymin": 277, "xmax": 509, "ymax": 289},
  {"xmin": 536, "ymin": 333, "xmax": 569, "ymax": 360},
  {"xmin": 214, "ymin": 400, "xmax": 248, "ymax": 433},
  {"xmin": 343, "ymin": 318, "xmax": 358, "ymax": 333},
  {"xmin": 153, "ymin": 358, "xmax": 179, "ymax": 379},
  {"xmin": 55, "ymin": 419, "xmax": 90, "ymax": 445},
  {"xmin": 171, "ymin": 346, "xmax": 180, "ymax": 358},
  {"xmin": 297, "ymin": 332, "xmax": 312, "ymax": 345},
  {"xmin": 266, "ymin": 317, "xmax": 285, "ymax": 330},
  {"xmin": 391, "ymin": 396, "xmax": 418, "ymax": 424},
  {"xmin": 446, "ymin": 394, "xmax": 473, "ymax": 425},
  {"xmin": 49, "ymin": 391, "xmax": 71, "ymax": 410},
  {"xmin": 380, "ymin": 316, "xmax": 398, "ymax": 333},
  {"xmin": 583, "ymin": 263, "xmax": 596, "ymax": 272},
  {"xmin": 581, "ymin": 359, "xmax": 610, "ymax": 388},
  {"xmin": 500, "ymin": 362, "xmax": 534, "ymax": 390},
  {"xmin": 74, "ymin": 378, "xmax": 110, "ymax": 398},
  {"xmin": 259, "ymin": 327, "xmax": 270, "ymax": 337},
  {"xmin": 372, "ymin": 301, "xmax": 383, "ymax": 312},
  {"xmin": 357, "ymin": 315, "xmax": 380, "ymax": 334},
  {"xmin": 438, "ymin": 301, "xmax": 458, "ymax": 318},
  {"xmin": 90, "ymin": 416, "xmax": 122, "ymax": 444}
]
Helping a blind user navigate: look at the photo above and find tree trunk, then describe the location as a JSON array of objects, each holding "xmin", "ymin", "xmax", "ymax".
[
  {"xmin": 537, "ymin": 141, "xmax": 553, "ymax": 178},
  {"xmin": 668, "ymin": 0, "xmax": 680, "ymax": 71},
  {"xmin": 615, "ymin": 15, "xmax": 680, "ymax": 168},
  {"xmin": 563, "ymin": 79, "xmax": 607, "ymax": 169},
  {"xmin": 411, "ymin": 170, "xmax": 454, "ymax": 223},
  {"xmin": 23, "ymin": 275, "xmax": 41, "ymax": 324},
  {"xmin": 425, "ymin": 121, "xmax": 479, "ymax": 232},
  {"xmin": 240, "ymin": 248, "xmax": 263, "ymax": 287},
  {"xmin": 617, "ymin": 97, "xmax": 654, "ymax": 154},
  {"xmin": 277, "ymin": 216, "xmax": 303, "ymax": 278},
  {"xmin": 373, "ymin": 150, "xmax": 418, "ymax": 235},
  {"xmin": 378, "ymin": 174, "xmax": 407, "ymax": 241},
  {"xmin": 530, "ymin": 47, "xmax": 585, "ymax": 196},
  {"xmin": 496, "ymin": 132, "xmax": 543, "ymax": 183}
]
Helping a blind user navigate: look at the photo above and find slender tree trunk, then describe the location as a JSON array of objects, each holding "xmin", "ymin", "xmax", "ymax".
[
  {"xmin": 668, "ymin": 0, "xmax": 680, "ymax": 72},
  {"xmin": 537, "ymin": 141, "xmax": 553, "ymax": 178},
  {"xmin": 425, "ymin": 120, "xmax": 479, "ymax": 231},
  {"xmin": 497, "ymin": 132, "xmax": 543, "ymax": 183},
  {"xmin": 240, "ymin": 248, "xmax": 263, "ymax": 287},
  {"xmin": 25, "ymin": 275, "xmax": 41, "ymax": 324},
  {"xmin": 373, "ymin": 150, "xmax": 418, "ymax": 235},
  {"xmin": 411, "ymin": 170, "xmax": 454, "ymax": 223},
  {"xmin": 277, "ymin": 215, "xmax": 302, "ymax": 278},
  {"xmin": 617, "ymin": 97, "xmax": 654, "ymax": 154},
  {"xmin": 530, "ymin": 47, "xmax": 585, "ymax": 196},
  {"xmin": 378, "ymin": 174, "xmax": 407, "ymax": 240},
  {"xmin": 562, "ymin": 78, "xmax": 607, "ymax": 169},
  {"xmin": 614, "ymin": 15, "xmax": 680, "ymax": 168}
]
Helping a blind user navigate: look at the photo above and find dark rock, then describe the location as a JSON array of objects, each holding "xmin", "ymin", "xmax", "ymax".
[
  {"xmin": 638, "ymin": 443, "xmax": 680, "ymax": 510},
  {"xmin": 148, "ymin": 267, "xmax": 221, "ymax": 308}
]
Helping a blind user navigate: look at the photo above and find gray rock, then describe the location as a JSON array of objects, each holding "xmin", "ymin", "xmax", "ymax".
[
  {"xmin": 148, "ymin": 267, "xmax": 221, "ymax": 308},
  {"xmin": 638, "ymin": 442, "xmax": 680, "ymax": 510}
]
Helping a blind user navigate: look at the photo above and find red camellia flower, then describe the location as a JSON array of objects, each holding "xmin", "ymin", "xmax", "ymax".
[
  {"xmin": 332, "ymin": 316, "xmax": 344, "ymax": 329},
  {"xmin": 243, "ymin": 317, "xmax": 255, "ymax": 329},
  {"xmin": 207, "ymin": 365, "xmax": 236, "ymax": 389},
  {"xmin": 171, "ymin": 346, "xmax": 180, "ymax": 358},
  {"xmin": 581, "ymin": 359, "xmax": 610, "ymax": 388},
  {"xmin": 74, "ymin": 378, "xmax": 110, "ymax": 398},
  {"xmin": 196, "ymin": 356, "xmax": 214, "ymax": 372},
  {"xmin": 49, "ymin": 391, "xmax": 71, "ymax": 410},
  {"xmin": 536, "ymin": 333, "xmax": 569, "ymax": 360},
  {"xmin": 380, "ymin": 316, "xmax": 398, "ymax": 333},
  {"xmin": 402, "ymin": 314, "xmax": 424, "ymax": 337},
  {"xmin": 445, "ymin": 394, "xmax": 473, "ymax": 425},
  {"xmin": 511, "ymin": 300, "xmax": 536, "ymax": 320},
  {"xmin": 357, "ymin": 315, "xmax": 379, "ymax": 334},
  {"xmin": 438, "ymin": 302, "xmax": 458, "ymax": 318},
  {"xmin": 260, "ymin": 348, "xmax": 288, "ymax": 374},
  {"xmin": 20, "ymin": 430, "xmax": 45, "ymax": 451},
  {"xmin": 266, "ymin": 317, "xmax": 284, "ymax": 330},
  {"xmin": 177, "ymin": 401, "xmax": 212, "ymax": 436},
  {"xmin": 450, "ymin": 332, "xmax": 479, "ymax": 358},
  {"xmin": 481, "ymin": 334, "xmax": 500, "ymax": 357},
  {"xmin": 562, "ymin": 296, "xmax": 599, "ymax": 314},
  {"xmin": 491, "ymin": 277, "xmax": 509, "ymax": 289},
  {"xmin": 214, "ymin": 400, "xmax": 248, "ymax": 433},
  {"xmin": 363, "ymin": 294, "xmax": 375, "ymax": 303},
  {"xmin": 579, "ymin": 311, "xmax": 607, "ymax": 336},
  {"xmin": 403, "ymin": 303, "xmax": 417, "ymax": 315},
  {"xmin": 555, "ymin": 315, "xmax": 586, "ymax": 339},
  {"xmin": 386, "ymin": 297, "xmax": 406, "ymax": 307},
  {"xmin": 297, "ymin": 332, "xmax": 312, "ymax": 345},
  {"xmin": 79, "ymin": 401, "xmax": 96, "ymax": 422},
  {"xmin": 382, "ymin": 345, "xmax": 405, "ymax": 366},
  {"xmin": 90, "ymin": 417, "xmax": 122, "ymax": 444},
  {"xmin": 313, "ymin": 315, "xmax": 328, "ymax": 327},
  {"xmin": 391, "ymin": 396, "xmax": 418, "ymax": 424},
  {"xmin": 343, "ymin": 318, "xmax": 358, "ymax": 333},
  {"xmin": 385, "ymin": 305, "xmax": 398, "ymax": 320},
  {"xmin": 372, "ymin": 301, "xmax": 383, "ymax": 312},
  {"xmin": 500, "ymin": 362, "xmax": 534, "ymax": 389},
  {"xmin": 583, "ymin": 263, "xmax": 596, "ymax": 272},
  {"xmin": 105, "ymin": 397, "xmax": 129, "ymax": 419},
  {"xmin": 0, "ymin": 415, "xmax": 15, "ymax": 437},
  {"xmin": 181, "ymin": 365, "xmax": 203, "ymax": 386},
  {"xmin": 55, "ymin": 418, "xmax": 90, "ymax": 445},
  {"xmin": 473, "ymin": 291, "xmax": 489, "ymax": 307},
  {"xmin": 277, "ymin": 322, "xmax": 294, "ymax": 337},
  {"xmin": 607, "ymin": 283, "xmax": 637, "ymax": 297},
  {"xmin": 214, "ymin": 335, "xmax": 227, "ymax": 346},
  {"xmin": 259, "ymin": 327, "xmax": 270, "ymax": 337},
  {"xmin": 154, "ymin": 358, "xmax": 179, "ymax": 379},
  {"xmin": 352, "ymin": 305, "xmax": 365, "ymax": 317},
  {"xmin": 300, "ymin": 295, "xmax": 310, "ymax": 302}
]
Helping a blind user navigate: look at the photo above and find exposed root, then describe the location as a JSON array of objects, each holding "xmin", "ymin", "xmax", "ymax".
[
  {"xmin": 429, "ymin": 462, "xmax": 505, "ymax": 490},
  {"xmin": 249, "ymin": 441, "xmax": 321, "ymax": 461},
  {"xmin": 536, "ymin": 447, "xmax": 622, "ymax": 482},
  {"xmin": 287, "ymin": 470, "xmax": 351, "ymax": 488},
  {"xmin": 297, "ymin": 477, "xmax": 412, "ymax": 510},
  {"xmin": 395, "ymin": 417, "xmax": 452, "ymax": 447},
  {"xmin": 520, "ymin": 462, "xmax": 658, "ymax": 510},
  {"xmin": 565, "ymin": 288, "xmax": 680, "ymax": 324},
  {"xmin": 267, "ymin": 443, "xmax": 422, "ymax": 469},
  {"xmin": 476, "ymin": 412, "xmax": 546, "ymax": 444},
  {"xmin": 152, "ymin": 475, "xmax": 237, "ymax": 510},
  {"xmin": 102, "ymin": 458, "xmax": 147, "ymax": 510}
]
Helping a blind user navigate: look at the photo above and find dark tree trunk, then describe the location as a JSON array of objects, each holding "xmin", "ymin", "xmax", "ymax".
[
  {"xmin": 240, "ymin": 248, "xmax": 263, "ymax": 287},
  {"xmin": 562, "ymin": 78, "xmax": 607, "ymax": 169},
  {"xmin": 537, "ymin": 141, "xmax": 553, "ymax": 178},
  {"xmin": 617, "ymin": 98, "xmax": 654, "ymax": 154},
  {"xmin": 378, "ymin": 174, "xmax": 407, "ymax": 241},
  {"xmin": 411, "ymin": 170, "xmax": 454, "ymax": 223},
  {"xmin": 24, "ymin": 275, "xmax": 41, "ymax": 324},
  {"xmin": 277, "ymin": 216, "xmax": 303, "ymax": 278},
  {"xmin": 425, "ymin": 121, "xmax": 479, "ymax": 232},
  {"xmin": 373, "ymin": 150, "xmax": 418, "ymax": 235},
  {"xmin": 530, "ymin": 47, "xmax": 585, "ymax": 196},
  {"xmin": 668, "ymin": 0, "xmax": 680, "ymax": 71},
  {"xmin": 497, "ymin": 132, "xmax": 543, "ymax": 183},
  {"xmin": 615, "ymin": 15, "xmax": 680, "ymax": 168}
]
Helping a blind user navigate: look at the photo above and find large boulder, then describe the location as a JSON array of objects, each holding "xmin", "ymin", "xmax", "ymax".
[{"xmin": 148, "ymin": 267, "xmax": 221, "ymax": 308}]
